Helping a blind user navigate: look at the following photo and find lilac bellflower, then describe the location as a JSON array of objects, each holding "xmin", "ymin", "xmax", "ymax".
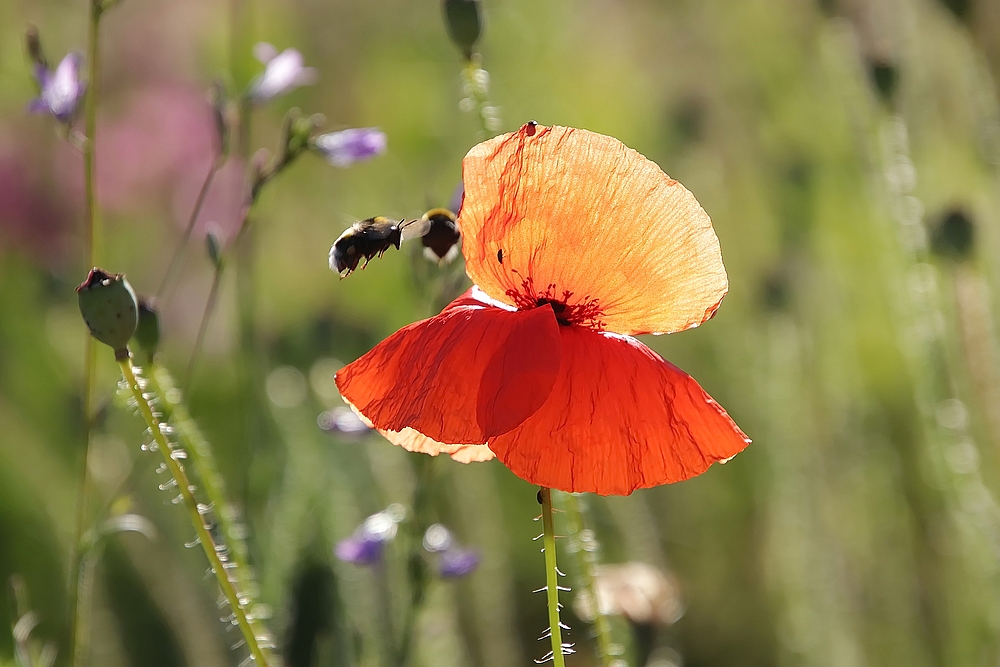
[
  {"xmin": 335, "ymin": 504, "xmax": 405, "ymax": 566},
  {"xmin": 313, "ymin": 128, "xmax": 387, "ymax": 167},
  {"xmin": 248, "ymin": 43, "xmax": 317, "ymax": 103},
  {"xmin": 438, "ymin": 548, "xmax": 480, "ymax": 578},
  {"xmin": 28, "ymin": 53, "xmax": 85, "ymax": 124}
]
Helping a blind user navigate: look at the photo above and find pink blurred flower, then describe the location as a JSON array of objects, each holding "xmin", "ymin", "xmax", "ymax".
[{"xmin": 56, "ymin": 83, "xmax": 217, "ymax": 213}]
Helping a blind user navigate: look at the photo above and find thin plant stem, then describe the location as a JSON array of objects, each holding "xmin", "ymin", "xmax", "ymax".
[
  {"xmin": 117, "ymin": 356, "xmax": 270, "ymax": 667},
  {"xmin": 397, "ymin": 456, "xmax": 434, "ymax": 666},
  {"xmin": 540, "ymin": 487, "xmax": 567, "ymax": 667},
  {"xmin": 69, "ymin": 1, "xmax": 103, "ymax": 663},
  {"xmin": 559, "ymin": 492, "xmax": 617, "ymax": 667},
  {"xmin": 157, "ymin": 160, "xmax": 221, "ymax": 299},
  {"xmin": 185, "ymin": 261, "xmax": 225, "ymax": 388}
]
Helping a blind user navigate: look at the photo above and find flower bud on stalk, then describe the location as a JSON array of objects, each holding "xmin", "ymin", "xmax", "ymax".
[
  {"xmin": 443, "ymin": 0, "xmax": 483, "ymax": 60},
  {"xmin": 77, "ymin": 269, "xmax": 138, "ymax": 360},
  {"xmin": 131, "ymin": 299, "xmax": 161, "ymax": 367},
  {"xmin": 25, "ymin": 26, "xmax": 47, "ymax": 70},
  {"xmin": 209, "ymin": 80, "xmax": 229, "ymax": 157},
  {"xmin": 930, "ymin": 208, "xmax": 975, "ymax": 262}
]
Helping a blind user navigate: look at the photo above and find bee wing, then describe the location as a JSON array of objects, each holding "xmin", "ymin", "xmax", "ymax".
[{"xmin": 400, "ymin": 216, "xmax": 431, "ymax": 242}]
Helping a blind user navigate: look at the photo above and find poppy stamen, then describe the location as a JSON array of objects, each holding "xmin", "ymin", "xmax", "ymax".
[{"xmin": 505, "ymin": 276, "xmax": 604, "ymax": 328}]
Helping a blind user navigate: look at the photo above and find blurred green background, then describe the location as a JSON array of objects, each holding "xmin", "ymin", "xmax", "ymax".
[{"xmin": 5, "ymin": 0, "xmax": 1000, "ymax": 665}]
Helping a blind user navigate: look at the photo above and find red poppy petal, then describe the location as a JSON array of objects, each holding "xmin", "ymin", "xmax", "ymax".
[
  {"xmin": 488, "ymin": 328, "xmax": 750, "ymax": 495},
  {"xmin": 336, "ymin": 294, "xmax": 562, "ymax": 444}
]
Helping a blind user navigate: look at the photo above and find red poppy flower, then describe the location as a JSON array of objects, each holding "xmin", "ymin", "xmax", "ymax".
[{"xmin": 336, "ymin": 124, "xmax": 750, "ymax": 495}]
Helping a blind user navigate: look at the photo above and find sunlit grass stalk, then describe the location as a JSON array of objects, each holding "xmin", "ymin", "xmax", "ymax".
[
  {"xmin": 117, "ymin": 356, "xmax": 270, "ymax": 666},
  {"xmin": 69, "ymin": 1, "xmax": 104, "ymax": 663},
  {"xmin": 557, "ymin": 492, "xmax": 618, "ymax": 667},
  {"xmin": 540, "ymin": 488, "xmax": 567, "ymax": 667}
]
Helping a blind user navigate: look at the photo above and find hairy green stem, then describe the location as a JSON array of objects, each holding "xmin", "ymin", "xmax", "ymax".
[
  {"xmin": 146, "ymin": 365, "xmax": 257, "ymax": 597},
  {"xmin": 117, "ymin": 356, "xmax": 270, "ymax": 666},
  {"xmin": 157, "ymin": 160, "xmax": 221, "ymax": 299},
  {"xmin": 69, "ymin": 3, "xmax": 103, "ymax": 664},
  {"xmin": 559, "ymin": 492, "xmax": 617, "ymax": 667},
  {"xmin": 540, "ymin": 488, "xmax": 567, "ymax": 667}
]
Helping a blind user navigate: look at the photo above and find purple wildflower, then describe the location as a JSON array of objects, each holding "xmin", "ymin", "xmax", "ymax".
[
  {"xmin": 313, "ymin": 128, "xmax": 387, "ymax": 167},
  {"xmin": 438, "ymin": 548, "xmax": 480, "ymax": 578},
  {"xmin": 335, "ymin": 505, "xmax": 405, "ymax": 566},
  {"xmin": 248, "ymin": 43, "xmax": 317, "ymax": 103},
  {"xmin": 335, "ymin": 534, "xmax": 383, "ymax": 564},
  {"xmin": 28, "ymin": 53, "xmax": 85, "ymax": 123}
]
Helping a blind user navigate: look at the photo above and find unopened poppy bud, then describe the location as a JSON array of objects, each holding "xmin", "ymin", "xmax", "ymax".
[
  {"xmin": 132, "ymin": 299, "xmax": 161, "ymax": 366},
  {"xmin": 930, "ymin": 207, "xmax": 975, "ymax": 261},
  {"xmin": 77, "ymin": 268, "xmax": 138, "ymax": 359},
  {"xmin": 442, "ymin": 0, "xmax": 483, "ymax": 60},
  {"xmin": 205, "ymin": 230, "xmax": 223, "ymax": 267}
]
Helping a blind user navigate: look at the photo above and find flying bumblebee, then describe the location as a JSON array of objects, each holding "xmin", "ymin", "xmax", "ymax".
[
  {"xmin": 329, "ymin": 216, "xmax": 429, "ymax": 278},
  {"xmin": 419, "ymin": 208, "xmax": 462, "ymax": 264}
]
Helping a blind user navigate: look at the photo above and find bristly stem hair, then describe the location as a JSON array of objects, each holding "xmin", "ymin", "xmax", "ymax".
[
  {"xmin": 69, "ymin": 0, "xmax": 105, "ymax": 663},
  {"xmin": 540, "ymin": 487, "xmax": 568, "ymax": 667},
  {"xmin": 117, "ymin": 356, "xmax": 271, "ymax": 666}
]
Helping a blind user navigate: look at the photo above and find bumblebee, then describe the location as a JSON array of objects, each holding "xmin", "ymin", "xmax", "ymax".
[
  {"xmin": 329, "ymin": 217, "xmax": 424, "ymax": 278},
  {"xmin": 419, "ymin": 208, "xmax": 462, "ymax": 264}
]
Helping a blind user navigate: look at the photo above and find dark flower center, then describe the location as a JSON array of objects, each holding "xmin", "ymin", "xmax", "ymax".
[{"xmin": 505, "ymin": 276, "xmax": 604, "ymax": 328}]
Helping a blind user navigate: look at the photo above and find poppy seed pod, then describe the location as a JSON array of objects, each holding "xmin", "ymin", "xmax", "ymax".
[
  {"xmin": 931, "ymin": 208, "xmax": 975, "ymax": 261},
  {"xmin": 443, "ymin": 0, "xmax": 483, "ymax": 60},
  {"xmin": 77, "ymin": 269, "xmax": 138, "ymax": 359},
  {"xmin": 132, "ymin": 299, "xmax": 161, "ymax": 366}
]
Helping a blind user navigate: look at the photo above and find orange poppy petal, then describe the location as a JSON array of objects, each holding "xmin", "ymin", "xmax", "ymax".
[
  {"xmin": 380, "ymin": 427, "xmax": 496, "ymax": 463},
  {"xmin": 335, "ymin": 292, "xmax": 562, "ymax": 444},
  {"xmin": 487, "ymin": 327, "xmax": 750, "ymax": 495},
  {"xmin": 460, "ymin": 124, "xmax": 728, "ymax": 336},
  {"xmin": 345, "ymin": 399, "xmax": 495, "ymax": 463}
]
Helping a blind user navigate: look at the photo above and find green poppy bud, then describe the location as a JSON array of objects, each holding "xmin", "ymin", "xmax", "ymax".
[
  {"xmin": 131, "ymin": 298, "xmax": 161, "ymax": 366},
  {"xmin": 443, "ymin": 0, "xmax": 483, "ymax": 61},
  {"xmin": 930, "ymin": 208, "xmax": 975, "ymax": 261},
  {"xmin": 77, "ymin": 268, "xmax": 138, "ymax": 359}
]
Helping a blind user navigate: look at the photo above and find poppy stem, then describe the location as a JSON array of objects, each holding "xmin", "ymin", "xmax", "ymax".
[
  {"xmin": 117, "ymin": 355, "xmax": 271, "ymax": 667},
  {"xmin": 540, "ymin": 487, "xmax": 568, "ymax": 667}
]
